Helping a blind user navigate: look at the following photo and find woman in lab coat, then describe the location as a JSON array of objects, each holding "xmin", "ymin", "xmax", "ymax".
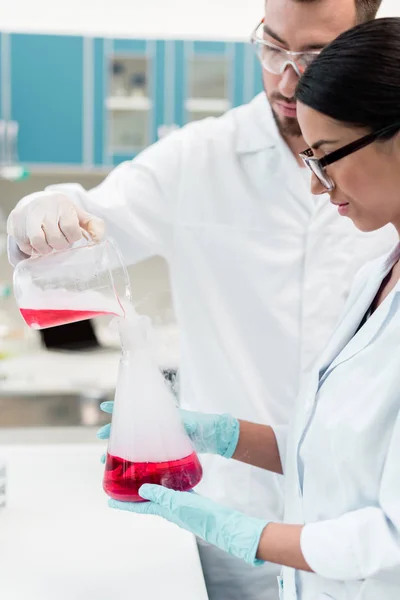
[{"xmin": 108, "ymin": 17, "xmax": 400, "ymax": 600}]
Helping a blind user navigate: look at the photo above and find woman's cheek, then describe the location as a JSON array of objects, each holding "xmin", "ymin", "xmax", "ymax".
[{"xmin": 337, "ymin": 165, "xmax": 365, "ymax": 201}]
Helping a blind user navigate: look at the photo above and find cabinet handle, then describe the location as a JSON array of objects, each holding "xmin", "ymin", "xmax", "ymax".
[
  {"xmin": 0, "ymin": 121, "xmax": 6, "ymax": 167},
  {"xmin": 6, "ymin": 121, "xmax": 19, "ymax": 165}
]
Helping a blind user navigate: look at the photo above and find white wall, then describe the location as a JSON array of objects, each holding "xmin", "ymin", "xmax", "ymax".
[
  {"xmin": 0, "ymin": 0, "xmax": 261, "ymax": 41},
  {"xmin": 0, "ymin": 0, "xmax": 398, "ymax": 44},
  {"xmin": 378, "ymin": 0, "xmax": 400, "ymax": 17}
]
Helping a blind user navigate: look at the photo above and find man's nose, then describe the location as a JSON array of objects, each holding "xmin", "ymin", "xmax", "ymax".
[{"xmin": 278, "ymin": 64, "xmax": 300, "ymax": 100}]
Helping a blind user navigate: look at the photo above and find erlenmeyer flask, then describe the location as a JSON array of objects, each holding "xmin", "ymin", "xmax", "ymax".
[{"xmin": 103, "ymin": 315, "xmax": 202, "ymax": 502}]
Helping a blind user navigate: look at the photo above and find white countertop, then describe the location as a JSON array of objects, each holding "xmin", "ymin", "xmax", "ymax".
[
  {"xmin": 0, "ymin": 323, "xmax": 180, "ymax": 396},
  {"xmin": 0, "ymin": 348, "xmax": 121, "ymax": 396},
  {"xmin": 0, "ymin": 444, "xmax": 208, "ymax": 600}
]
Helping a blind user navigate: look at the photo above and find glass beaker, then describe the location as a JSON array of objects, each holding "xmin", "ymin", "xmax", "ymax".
[{"xmin": 13, "ymin": 238, "xmax": 131, "ymax": 329}]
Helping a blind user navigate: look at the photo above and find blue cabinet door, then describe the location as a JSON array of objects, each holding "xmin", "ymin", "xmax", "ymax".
[
  {"xmin": 99, "ymin": 38, "xmax": 159, "ymax": 166},
  {"xmin": 0, "ymin": 33, "xmax": 12, "ymax": 123},
  {"xmin": 0, "ymin": 33, "xmax": 4, "ymax": 119},
  {"xmin": 176, "ymin": 40, "xmax": 235, "ymax": 126},
  {"xmin": 10, "ymin": 34, "xmax": 84, "ymax": 164},
  {"xmin": 93, "ymin": 37, "xmax": 106, "ymax": 166},
  {"xmin": 241, "ymin": 43, "xmax": 264, "ymax": 104},
  {"xmin": 233, "ymin": 42, "xmax": 246, "ymax": 108}
]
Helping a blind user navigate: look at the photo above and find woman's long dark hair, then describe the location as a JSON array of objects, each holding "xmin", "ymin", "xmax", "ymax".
[{"xmin": 296, "ymin": 18, "xmax": 400, "ymax": 138}]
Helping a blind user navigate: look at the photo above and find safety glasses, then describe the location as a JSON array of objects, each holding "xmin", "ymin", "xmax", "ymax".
[
  {"xmin": 251, "ymin": 18, "xmax": 321, "ymax": 77},
  {"xmin": 299, "ymin": 123, "xmax": 400, "ymax": 192}
]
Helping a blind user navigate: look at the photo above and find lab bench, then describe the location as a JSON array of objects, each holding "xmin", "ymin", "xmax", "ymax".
[
  {"xmin": 0, "ymin": 322, "xmax": 179, "ymax": 428},
  {"xmin": 0, "ymin": 443, "xmax": 209, "ymax": 600}
]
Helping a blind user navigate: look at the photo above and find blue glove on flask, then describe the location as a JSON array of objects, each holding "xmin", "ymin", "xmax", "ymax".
[{"xmin": 97, "ymin": 402, "xmax": 240, "ymax": 460}]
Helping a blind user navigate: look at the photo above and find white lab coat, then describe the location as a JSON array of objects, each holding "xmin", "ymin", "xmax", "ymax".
[
  {"xmin": 276, "ymin": 243, "xmax": 400, "ymax": 599},
  {"xmin": 17, "ymin": 94, "xmax": 397, "ymax": 599}
]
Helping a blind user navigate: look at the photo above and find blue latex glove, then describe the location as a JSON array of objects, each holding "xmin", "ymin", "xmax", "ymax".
[
  {"xmin": 97, "ymin": 401, "xmax": 240, "ymax": 461},
  {"xmin": 109, "ymin": 484, "xmax": 268, "ymax": 567}
]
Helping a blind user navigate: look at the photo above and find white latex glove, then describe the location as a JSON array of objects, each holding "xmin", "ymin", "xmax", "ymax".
[{"xmin": 7, "ymin": 191, "xmax": 105, "ymax": 258}]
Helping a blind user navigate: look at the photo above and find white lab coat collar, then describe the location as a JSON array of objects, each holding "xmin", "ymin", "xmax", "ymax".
[
  {"xmin": 290, "ymin": 241, "xmax": 400, "ymax": 509},
  {"xmin": 318, "ymin": 241, "xmax": 400, "ymax": 386},
  {"xmin": 383, "ymin": 239, "xmax": 400, "ymax": 271},
  {"xmin": 235, "ymin": 93, "xmax": 281, "ymax": 154},
  {"xmin": 235, "ymin": 93, "xmax": 315, "ymax": 205}
]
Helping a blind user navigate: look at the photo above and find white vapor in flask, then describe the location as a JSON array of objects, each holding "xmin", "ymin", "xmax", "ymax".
[{"xmin": 103, "ymin": 310, "xmax": 202, "ymax": 502}]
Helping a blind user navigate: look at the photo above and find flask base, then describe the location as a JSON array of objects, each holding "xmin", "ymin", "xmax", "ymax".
[{"xmin": 103, "ymin": 451, "xmax": 203, "ymax": 502}]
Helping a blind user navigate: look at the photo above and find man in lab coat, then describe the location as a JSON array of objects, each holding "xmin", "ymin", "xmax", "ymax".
[{"xmin": 7, "ymin": 0, "xmax": 396, "ymax": 598}]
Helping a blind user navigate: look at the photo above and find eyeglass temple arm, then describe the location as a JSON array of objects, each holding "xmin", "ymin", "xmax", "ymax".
[{"xmin": 321, "ymin": 124, "xmax": 400, "ymax": 168}]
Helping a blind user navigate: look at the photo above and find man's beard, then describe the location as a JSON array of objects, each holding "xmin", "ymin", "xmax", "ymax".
[
  {"xmin": 271, "ymin": 106, "xmax": 302, "ymax": 138},
  {"xmin": 267, "ymin": 90, "xmax": 303, "ymax": 138}
]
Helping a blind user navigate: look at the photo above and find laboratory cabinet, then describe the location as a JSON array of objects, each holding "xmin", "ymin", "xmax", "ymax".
[
  {"xmin": 1, "ymin": 33, "xmax": 84, "ymax": 165},
  {"xmin": 0, "ymin": 32, "xmax": 263, "ymax": 169}
]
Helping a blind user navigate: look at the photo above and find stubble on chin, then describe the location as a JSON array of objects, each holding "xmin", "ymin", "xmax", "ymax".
[{"xmin": 271, "ymin": 107, "xmax": 303, "ymax": 138}]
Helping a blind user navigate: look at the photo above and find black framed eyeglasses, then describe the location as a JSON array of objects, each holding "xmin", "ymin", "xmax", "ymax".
[{"xmin": 299, "ymin": 123, "xmax": 400, "ymax": 191}]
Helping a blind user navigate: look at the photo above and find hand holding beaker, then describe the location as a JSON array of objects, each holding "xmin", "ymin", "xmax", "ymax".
[{"xmin": 7, "ymin": 191, "xmax": 105, "ymax": 257}]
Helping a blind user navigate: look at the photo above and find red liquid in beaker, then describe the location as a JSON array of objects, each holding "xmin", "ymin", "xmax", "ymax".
[
  {"xmin": 20, "ymin": 308, "xmax": 116, "ymax": 329},
  {"xmin": 103, "ymin": 451, "xmax": 203, "ymax": 502}
]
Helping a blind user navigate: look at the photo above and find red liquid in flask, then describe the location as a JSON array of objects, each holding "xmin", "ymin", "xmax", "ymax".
[
  {"xmin": 20, "ymin": 308, "xmax": 116, "ymax": 329},
  {"xmin": 103, "ymin": 451, "xmax": 203, "ymax": 502}
]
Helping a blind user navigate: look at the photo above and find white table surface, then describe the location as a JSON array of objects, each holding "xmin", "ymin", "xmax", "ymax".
[
  {"xmin": 0, "ymin": 349, "xmax": 121, "ymax": 396},
  {"xmin": 0, "ymin": 444, "xmax": 208, "ymax": 600},
  {"xmin": 0, "ymin": 323, "xmax": 180, "ymax": 397}
]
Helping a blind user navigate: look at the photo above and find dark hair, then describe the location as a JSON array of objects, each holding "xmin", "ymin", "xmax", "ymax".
[
  {"xmin": 288, "ymin": 0, "xmax": 383, "ymax": 23},
  {"xmin": 296, "ymin": 18, "xmax": 400, "ymax": 136}
]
